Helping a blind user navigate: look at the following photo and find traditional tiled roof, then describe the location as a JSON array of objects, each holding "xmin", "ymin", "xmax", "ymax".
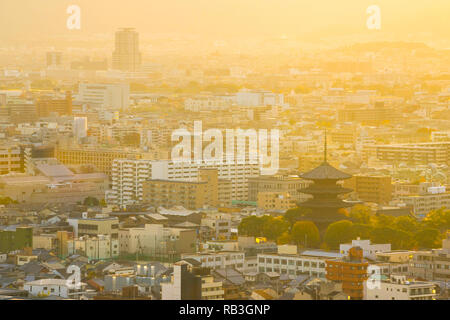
[{"xmin": 300, "ymin": 162, "xmax": 352, "ymax": 180}]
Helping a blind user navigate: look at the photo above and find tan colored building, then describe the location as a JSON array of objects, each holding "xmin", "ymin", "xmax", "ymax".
[
  {"xmin": 68, "ymin": 235, "xmax": 119, "ymax": 260},
  {"xmin": 344, "ymin": 175, "xmax": 392, "ymax": 205},
  {"xmin": 36, "ymin": 92, "xmax": 72, "ymax": 117},
  {"xmin": 0, "ymin": 144, "xmax": 23, "ymax": 175},
  {"xmin": 143, "ymin": 169, "xmax": 230, "ymax": 210},
  {"xmin": 248, "ymin": 175, "xmax": 311, "ymax": 203},
  {"xmin": 257, "ymin": 191, "xmax": 297, "ymax": 211},
  {"xmin": 119, "ymin": 224, "xmax": 197, "ymax": 258},
  {"xmin": 68, "ymin": 215, "xmax": 119, "ymax": 239},
  {"xmin": 0, "ymin": 172, "xmax": 108, "ymax": 204},
  {"xmin": 56, "ymin": 146, "xmax": 143, "ymax": 177},
  {"xmin": 201, "ymin": 275, "xmax": 225, "ymax": 300}
]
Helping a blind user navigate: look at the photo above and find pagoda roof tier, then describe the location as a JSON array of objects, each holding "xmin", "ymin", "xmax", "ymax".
[
  {"xmin": 301, "ymin": 200, "xmax": 354, "ymax": 208},
  {"xmin": 300, "ymin": 186, "xmax": 353, "ymax": 195},
  {"xmin": 300, "ymin": 162, "xmax": 352, "ymax": 181}
]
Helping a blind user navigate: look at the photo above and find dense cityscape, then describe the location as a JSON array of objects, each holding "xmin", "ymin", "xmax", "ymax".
[{"xmin": 0, "ymin": 1, "xmax": 449, "ymax": 303}]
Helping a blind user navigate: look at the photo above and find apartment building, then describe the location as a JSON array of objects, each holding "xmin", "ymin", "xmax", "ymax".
[
  {"xmin": 364, "ymin": 275, "xmax": 437, "ymax": 300},
  {"xmin": 67, "ymin": 235, "xmax": 119, "ymax": 261},
  {"xmin": 36, "ymin": 92, "xmax": 72, "ymax": 117},
  {"xmin": 24, "ymin": 279, "xmax": 87, "ymax": 299},
  {"xmin": 340, "ymin": 239, "xmax": 391, "ymax": 260},
  {"xmin": 344, "ymin": 175, "xmax": 392, "ymax": 204},
  {"xmin": 326, "ymin": 247, "xmax": 369, "ymax": 300},
  {"xmin": 201, "ymin": 213, "xmax": 233, "ymax": 240},
  {"xmin": 431, "ymin": 131, "xmax": 450, "ymax": 142},
  {"xmin": 162, "ymin": 263, "xmax": 200, "ymax": 300},
  {"xmin": 56, "ymin": 146, "xmax": 143, "ymax": 177},
  {"xmin": 248, "ymin": 175, "xmax": 311, "ymax": 203},
  {"xmin": 161, "ymin": 263, "xmax": 222, "ymax": 300},
  {"xmin": 399, "ymin": 186, "xmax": 450, "ymax": 218},
  {"xmin": 257, "ymin": 191, "xmax": 297, "ymax": 211},
  {"xmin": 0, "ymin": 144, "xmax": 23, "ymax": 175},
  {"xmin": 257, "ymin": 248, "xmax": 341, "ymax": 280},
  {"xmin": 119, "ymin": 224, "xmax": 197, "ymax": 258},
  {"xmin": 410, "ymin": 234, "xmax": 450, "ymax": 281},
  {"xmin": 111, "ymin": 159, "xmax": 259, "ymax": 206},
  {"xmin": 363, "ymin": 142, "xmax": 450, "ymax": 166},
  {"xmin": 67, "ymin": 214, "xmax": 119, "ymax": 239},
  {"xmin": 337, "ymin": 107, "xmax": 401, "ymax": 123},
  {"xmin": 78, "ymin": 83, "xmax": 130, "ymax": 110},
  {"xmin": 142, "ymin": 169, "xmax": 230, "ymax": 210},
  {"xmin": 143, "ymin": 179, "xmax": 211, "ymax": 210},
  {"xmin": 181, "ymin": 251, "xmax": 246, "ymax": 272}
]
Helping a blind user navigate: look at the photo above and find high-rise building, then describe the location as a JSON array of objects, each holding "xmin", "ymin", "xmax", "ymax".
[
  {"xmin": 112, "ymin": 28, "xmax": 141, "ymax": 72},
  {"xmin": 110, "ymin": 159, "xmax": 259, "ymax": 206},
  {"xmin": 73, "ymin": 117, "xmax": 88, "ymax": 140}
]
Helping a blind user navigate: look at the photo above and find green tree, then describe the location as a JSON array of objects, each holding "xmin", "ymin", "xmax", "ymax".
[
  {"xmin": 370, "ymin": 227, "xmax": 415, "ymax": 250},
  {"xmin": 414, "ymin": 228, "xmax": 442, "ymax": 249},
  {"xmin": 238, "ymin": 216, "xmax": 265, "ymax": 237},
  {"xmin": 284, "ymin": 207, "xmax": 311, "ymax": 228},
  {"xmin": 291, "ymin": 221, "xmax": 320, "ymax": 248},
  {"xmin": 262, "ymin": 216, "xmax": 289, "ymax": 241},
  {"xmin": 277, "ymin": 231, "xmax": 291, "ymax": 245},
  {"xmin": 324, "ymin": 220, "xmax": 355, "ymax": 250},
  {"xmin": 0, "ymin": 197, "xmax": 17, "ymax": 205},
  {"xmin": 394, "ymin": 216, "xmax": 419, "ymax": 234},
  {"xmin": 351, "ymin": 223, "xmax": 374, "ymax": 239},
  {"xmin": 423, "ymin": 208, "xmax": 450, "ymax": 232},
  {"xmin": 83, "ymin": 196, "xmax": 100, "ymax": 207},
  {"xmin": 349, "ymin": 205, "xmax": 373, "ymax": 224},
  {"xmin": 374, "ymin": 214, "xmax": 396, "ymax": 228}
]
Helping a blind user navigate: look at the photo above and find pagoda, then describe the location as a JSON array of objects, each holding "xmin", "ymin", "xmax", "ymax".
[{"xmin": 299, "ymin": 131, "xmax": 353, "ymax": 231}]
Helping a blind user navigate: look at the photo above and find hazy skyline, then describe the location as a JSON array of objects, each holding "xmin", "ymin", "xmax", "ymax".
[{"xmin": 1, "ymin": 0, "xmax": 449, "ymax": 47}]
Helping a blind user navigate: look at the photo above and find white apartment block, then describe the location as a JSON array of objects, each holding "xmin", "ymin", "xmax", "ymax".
[
  {"xmin": 400, "ymin": 189, "xmax": 450, "ymax": 218},
  {"xmin": 24, "ymin": 279, "xmax": 86, "ymax": 299},
  {"xmin": 78, "ymin": 83, "xmax": 129, "ymax": 110},
  {"xmin": 119, "ymin": 224, "xmax": 196, "ymax": 257},
  {"xmin": 68, "ymin": 235, "xmax": 119, "ymax": 261},
  {"xmin": 181, "ymin": 251, "xmax": 246, "ymax": 272},
  {"xmin": 257, "ymin": 250, "xmax": 343, "ymax": 279},
  {"xmin": 340, "ymin": 239, "xmax": 391, "ymax": 261},
  {"xmin": 110, "ymin": 159, "xmax": 259, "ymax": 206},
  {"xmin": 364, "ymin": 275, "xmax": 437, "ymax": 300}
]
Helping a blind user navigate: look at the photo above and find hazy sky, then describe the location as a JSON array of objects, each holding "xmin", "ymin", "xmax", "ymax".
[{"xmin": 1, "ymin": 0, "xmax": 449, "ymax": 43}]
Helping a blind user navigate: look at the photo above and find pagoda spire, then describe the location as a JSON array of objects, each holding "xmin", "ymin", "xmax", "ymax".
[{"xmin": 324, "ymin": 129, "xmax": 327, "ymax": 163}]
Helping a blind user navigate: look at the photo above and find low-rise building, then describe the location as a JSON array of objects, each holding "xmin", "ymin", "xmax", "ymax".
[
  {"xmin": 257, "ymin": 247, "xmax": 343, "ymax": 279},
  {"xmin": 119, "ymin": 224, "xmax": 197, "ymax": 259},
  {"xmin": 364, "ymin": 275, "xmax": 437, "ymax": 300},
  {"xmin": 340, "ymin": 238, "xmax": 391, "ymax": 261},
  {"xmin": 24, "ymin": 279, "xmax": 87, "ymax": 299}
]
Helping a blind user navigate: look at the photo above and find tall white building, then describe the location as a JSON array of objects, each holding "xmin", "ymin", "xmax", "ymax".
[
  {"xmin": 112, "ymin": 28, "xmax": 141, "ymax": 72},
  {"xmin": 110, "ymin": 159, "xmax": 259, "ymax": 206},
  {"xmin": 78, "ymin": 83, "xmax": 130, "ymax": 110},
  {"xmin": 73, "ymin": 117, "xmax": 87, "ymax": 140}
]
